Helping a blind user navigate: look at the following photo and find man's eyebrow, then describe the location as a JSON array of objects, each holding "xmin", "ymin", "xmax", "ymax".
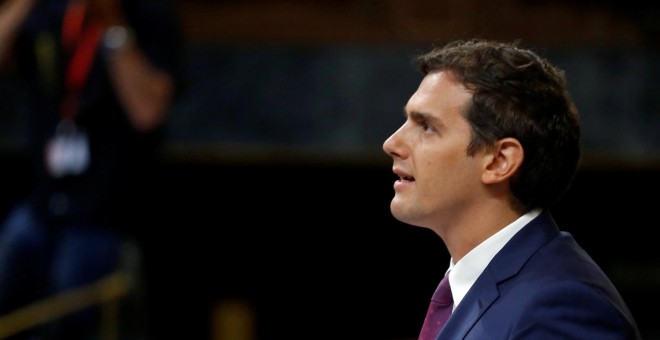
[
  {"xmin": 402, "ymin": 106, "xmax": 445, "ymax": 129},
  {"xmin": 409, "ymin": 111, "xmax": 425, "ymax": 120},
  {"xmin": 402, "ymin": 106, "xmax": 430, "ymax": 120},
  {"xmin": 410, "ymin": 110, "xmax": 442, "ymax": 126}
]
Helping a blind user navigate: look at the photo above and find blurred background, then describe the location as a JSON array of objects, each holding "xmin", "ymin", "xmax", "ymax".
[{"xmin": 0, "ymin": 0, "xmax": 658, "ymax": 339}]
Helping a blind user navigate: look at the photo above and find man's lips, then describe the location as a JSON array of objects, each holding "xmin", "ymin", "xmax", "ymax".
[{"xmin": 393, "ymin": 167, "xmax": 415, "ymax": 182}]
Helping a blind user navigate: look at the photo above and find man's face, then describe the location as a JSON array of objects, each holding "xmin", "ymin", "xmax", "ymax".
[{"xmin": 383, "ymin": 70, "xmax": 485, "ymax": 232}]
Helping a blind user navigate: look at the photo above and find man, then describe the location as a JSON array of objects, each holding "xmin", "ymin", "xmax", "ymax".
[
  {"xmin": 0, "ymin": 0, "xmax": 183, "ymax": 338},
  {"xmin": 382, "ymin": 39, "xmax": 641, "ymax": 339}
]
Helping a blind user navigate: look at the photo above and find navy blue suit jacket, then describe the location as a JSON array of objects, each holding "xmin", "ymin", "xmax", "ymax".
[{"xmin": 436, "ymin": 210, "xmax": 641, "ymax": 339}]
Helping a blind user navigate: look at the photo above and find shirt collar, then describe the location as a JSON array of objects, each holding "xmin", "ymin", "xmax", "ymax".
[{"xmin": 447, "ymin": 208, "xmax": 543, "ymax": 309}]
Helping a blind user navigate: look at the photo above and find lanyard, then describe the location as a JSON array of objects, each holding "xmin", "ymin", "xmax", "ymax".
[{"xmin": 60, "ymin": 0, "xmax": 104, "ymax": 119}]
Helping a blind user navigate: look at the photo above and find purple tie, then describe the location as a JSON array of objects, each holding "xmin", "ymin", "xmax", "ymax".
[{"xmin": 419, "ymin": 274, "xmax": 453, "ymax": 340}]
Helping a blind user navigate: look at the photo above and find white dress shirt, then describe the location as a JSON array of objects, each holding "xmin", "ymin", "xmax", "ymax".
[{"xmin": 446, "ymin": 208, "xmax": 543, "ymax": 310}]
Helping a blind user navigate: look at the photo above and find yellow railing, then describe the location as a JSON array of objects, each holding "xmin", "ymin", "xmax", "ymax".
[{"xmin": 0, "ymin": 269, "xmax": 133, "ymax": 340}]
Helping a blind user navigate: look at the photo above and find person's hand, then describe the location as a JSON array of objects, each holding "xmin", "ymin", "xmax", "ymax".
[{"xmin": 0, "ymin": 0, "xmax": 39, "ymax": 68}]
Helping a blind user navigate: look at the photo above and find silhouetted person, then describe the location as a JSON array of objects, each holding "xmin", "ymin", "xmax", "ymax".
[{"xmin": 0, "ymin": 0, "xmax": 184, "ymax": 338}]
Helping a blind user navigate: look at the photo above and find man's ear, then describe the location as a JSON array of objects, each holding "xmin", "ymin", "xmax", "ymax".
[{"xmin": 481, "ymin": 138, "xmax": 523, "ymax": 184}]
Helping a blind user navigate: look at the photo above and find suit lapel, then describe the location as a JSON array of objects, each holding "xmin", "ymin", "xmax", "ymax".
[
  {"xmin": 437, "ymin": 272, "xmax": 499, "ymax": 339},
  {"xmin": 437, "ymin": 211, "xmax": 561, "ymax": 339}
]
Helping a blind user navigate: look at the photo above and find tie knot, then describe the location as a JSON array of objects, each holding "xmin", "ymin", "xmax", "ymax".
[
  {"xmin": 431, "ymin": 274, "xmax": 453, "ymax": 305},
  {"xmin": 419, "ymin": 274, "xmax": 454, "ymax": 340}
]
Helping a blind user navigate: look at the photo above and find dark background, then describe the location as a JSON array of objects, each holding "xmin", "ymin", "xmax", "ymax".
[{"xmin": 1, "ymin": 0, "xmax": 659, "ymax": 339}]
